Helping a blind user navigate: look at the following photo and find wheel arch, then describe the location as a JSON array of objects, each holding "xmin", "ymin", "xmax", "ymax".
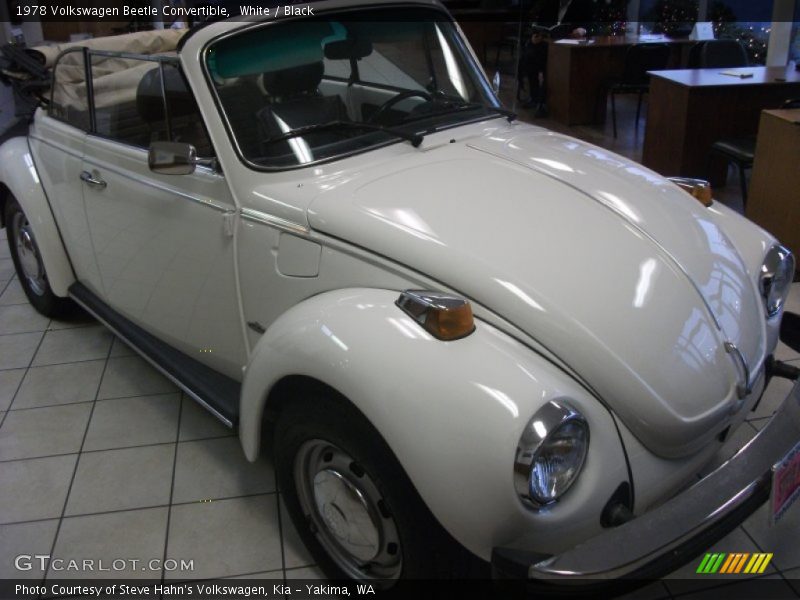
[
  {"xmin": 0, "ymin": 137, "xmax": 75, "ymax": 296},
  {"xmin": 260, "ymin": 374, "xmax": 355, "ymax": 437},
  {"xmin": 239, "ymin": 288, "xmax": 631, "ymax": 560}
]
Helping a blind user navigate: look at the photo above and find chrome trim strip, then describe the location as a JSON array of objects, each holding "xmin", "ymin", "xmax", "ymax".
[
  {"xmin": 31, "ymin": 133, "xmax": 230, "ymax": 213},
  {"xmin": 29, "ymin": 134, "xmax": 83, "ymax": 160},
  {"xmin": 725, "ymin": 341, "xmax": 752, "ymax": 398},
  {"xmin": 69, "ymin": 291, "xmax": 234, "ymax": 428},
  {"xmin": 240, "ymin": 207, "xmax": 309, "ymax": 234},
  {"xmin": 82, "ymin": 147, "xmax": 231, "ymax": 213}
]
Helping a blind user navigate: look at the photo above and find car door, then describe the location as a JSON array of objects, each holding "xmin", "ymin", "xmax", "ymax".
[
  {"xmin": 28, "ymin": 48, "xmax": 105, "ymax": 296},
  {"xmin": 80, "ymin": 55, "xmax": 246, "ymax": 380}
]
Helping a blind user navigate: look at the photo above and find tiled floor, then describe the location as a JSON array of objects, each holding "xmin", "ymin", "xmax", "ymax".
[
  {"xmin": 1, "ymin": 82, "xmax": 800, "ymax": 597},
  {"xmin": 0, "ymin": 227, "xmax": 321, "ymax": 584}
]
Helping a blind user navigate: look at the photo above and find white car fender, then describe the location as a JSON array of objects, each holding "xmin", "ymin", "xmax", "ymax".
[
  {"xmin": 240, "ymin": 288, "xmax": 630, "ymax": 559},
  {"xmin": 0, "ymin": 137, "xmax": 75, "ymax": 296}
]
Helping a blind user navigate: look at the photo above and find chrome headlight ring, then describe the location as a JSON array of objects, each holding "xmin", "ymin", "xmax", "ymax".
[
  {"xmin": 761, "ymin": 245, "xmax": 795, "ymax": 318},
  {"xmin": 514, "ymin": 400, "xmax": 589, "ymax": 508}
]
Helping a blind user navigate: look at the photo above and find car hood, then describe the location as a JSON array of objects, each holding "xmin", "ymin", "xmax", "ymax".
[{"xmin": 307, "ymin": 126, "xmax": 767, "ymax": 457}]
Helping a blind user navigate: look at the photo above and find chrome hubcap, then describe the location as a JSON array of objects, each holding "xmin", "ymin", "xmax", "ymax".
[
  {"xmin": 13, "ymin": 212, "xmax": 46, "ymax": 296},
  {"xmin": 295, "ymin": 440, "xmax": 402, "ymax": 581}
]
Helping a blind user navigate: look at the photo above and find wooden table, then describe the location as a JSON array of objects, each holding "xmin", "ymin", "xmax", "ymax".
[
  {"xmin": 746, "ymin": 109, "xmax": 800, "ymax": 267},
  {"xmin": 642, "ymin": 66, "xmax": 800, "ymax": 185},
  {"xmin": 546, "ymin": 35, "xmax": 691, "ymax": 126}
]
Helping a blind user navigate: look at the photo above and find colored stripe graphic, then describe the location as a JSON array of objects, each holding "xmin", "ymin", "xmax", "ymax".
[
  {"xmin": 696, "ymin": 553, "xmax": 714, "ymax": 573},
  {"xmin": 719, "ymin": 553, "xmax": 737, "ymax": 574},
  {"xmin": 697, "ymin": 553, "xmax": 727, "ymax": 574},
  {"xmin": 726, "ymin": 553, "xmax": 748, "ymax": 573},
  {"xmin": 733, "ymin": 553, "xmax": 750, "ymax": 573},
  {"xmin": 744, "ymin": 553, "xmax": 773, "ymax": 574},
  {"xmin": 698, "ymin": 553, "xmax": 774, "ymax": 574}
]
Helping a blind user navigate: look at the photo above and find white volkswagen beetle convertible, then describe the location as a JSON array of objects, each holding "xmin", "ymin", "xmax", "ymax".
[{"xmin": 1, "ymin": 0, "xmax": 799, "ymax": 588}]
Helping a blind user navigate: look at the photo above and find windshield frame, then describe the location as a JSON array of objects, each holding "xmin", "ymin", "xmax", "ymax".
[{"xmin": 200, "ymin": 3, "xmax": 502, "ymax": 172}]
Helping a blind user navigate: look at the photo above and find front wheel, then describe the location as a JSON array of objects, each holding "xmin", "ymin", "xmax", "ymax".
[
  {"xmin": 275, "ymin": 395, "xmax": 482, "ymax": 584},
  {"xmin": 5, "ymin": 195, "xmax": 73, "ymax": 317}
]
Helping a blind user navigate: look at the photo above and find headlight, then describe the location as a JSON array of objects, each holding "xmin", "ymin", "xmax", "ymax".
[
  {"xmin": 761, "ymin": 245, "xmax": 795, "ymax": 318},
  {"xmin": 514, "ymin": 401, "xmax": 589, "ymax": 507}
]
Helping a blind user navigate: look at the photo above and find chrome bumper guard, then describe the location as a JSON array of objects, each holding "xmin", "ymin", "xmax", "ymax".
[{"xmin": 494, "ymin": 378, "xmax": 800, "ymax": 582}]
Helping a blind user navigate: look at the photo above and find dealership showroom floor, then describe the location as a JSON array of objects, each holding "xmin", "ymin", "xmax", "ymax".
[{"xmin": 2, "ymin": 86, "xmax": 800, "ymax": 599}]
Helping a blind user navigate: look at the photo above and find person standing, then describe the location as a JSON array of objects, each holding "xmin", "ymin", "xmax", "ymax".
[{"xmin": 519, "ymin": 0, "xmax": 600, "ymax": 115}]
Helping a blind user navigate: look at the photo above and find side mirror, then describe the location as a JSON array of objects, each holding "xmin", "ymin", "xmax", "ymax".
[
  {"xmin": 148, "ymin": 141, "xmax": 197, "ymax": 175},
  {"xmin": 492, "ymin": 71, "xmax": 501, "ymax": 95}
]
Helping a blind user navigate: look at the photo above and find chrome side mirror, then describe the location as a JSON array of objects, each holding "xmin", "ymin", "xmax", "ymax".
[
  {"xmin": 492, "ymin": 71, "xmax": 501, "ymax": 95},
  {"xmin": 148, "ymin": 141, "xmax": 197, "ymax": 175}
]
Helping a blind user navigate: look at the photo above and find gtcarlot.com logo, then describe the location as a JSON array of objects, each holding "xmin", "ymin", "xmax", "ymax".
[
  {"xmin": 15, "ymin": 555, "xmax": 194, "ymax": 572},
  {"xmin": 696, "ymin": 552, "xmax": 773, "ymax": 574}
]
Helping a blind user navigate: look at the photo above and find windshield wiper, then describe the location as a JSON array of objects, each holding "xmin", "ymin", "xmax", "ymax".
[
  {"xmin": 440, "ymin": 102, "xmax": 517, "ymax": 122},
  {"xmin": 263, "ymin": 120, "xmax": 424, "ymax": 148}
]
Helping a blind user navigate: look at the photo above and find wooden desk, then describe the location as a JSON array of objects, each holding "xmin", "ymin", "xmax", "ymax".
[
  {"xmin": 747, "ymin": 109, "xmax": 800, "ymax": 266},
  {"xmin": 546, "ymin": 35, "xmax": 690, "ymax": 126},
  {"xmin": 642, "ymin": 66, "xmax": 800, "ymax": 185}
]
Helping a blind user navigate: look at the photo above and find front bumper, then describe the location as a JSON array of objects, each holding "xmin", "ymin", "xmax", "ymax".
[{"xmin": 492, "ymin": 377, "xmax": 800, "ymax": 583}]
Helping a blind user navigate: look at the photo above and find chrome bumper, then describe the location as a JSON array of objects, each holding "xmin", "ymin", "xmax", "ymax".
[{"xmin": 492, "ymin": 378, "xmax": 800, "ymax": 582}]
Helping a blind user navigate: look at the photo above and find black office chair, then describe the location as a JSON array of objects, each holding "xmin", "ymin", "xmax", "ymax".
[
  {"xmin": 709, "ymin": 137, "xmax": 756, "ymax": 208},
  {"xmin": 488, "ymin": 22, "xmax": 521, "ymax": 73},
  {"xmin": 686, "ymin": 41, "xmax": 707, "ymax": 68},
  {"xmin": 708, "ymin": 99, "xmax": 800, "ymax": 209},
  {"xmin": 607, "ymin": 43, "xmax": 671, "ymax": 138},
  {"xmin": 699, "ymin": 40, "xmax": 748, "ymax": 68}
]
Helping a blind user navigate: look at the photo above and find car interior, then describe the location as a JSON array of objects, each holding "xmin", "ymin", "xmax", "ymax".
[{"xmin": 46, "ymin": 15, "xmax": 487, "ymax": 169}]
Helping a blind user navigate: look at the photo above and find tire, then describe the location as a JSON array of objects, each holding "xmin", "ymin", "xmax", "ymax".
[
  {"xmin": 5, "ymin": 195, "xmax": 73, "ymax": 317},
  {"xmin": 275, "ymin": 394, "xmax": 486, "ymax": 584}
]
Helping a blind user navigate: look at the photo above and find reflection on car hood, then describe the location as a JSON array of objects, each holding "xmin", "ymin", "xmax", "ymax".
[{"xmin": 307, "ymin": 125, "xmax": 767, "ymax": 458}]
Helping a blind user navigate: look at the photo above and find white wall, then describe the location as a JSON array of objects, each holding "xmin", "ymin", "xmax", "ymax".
[{"xmin": 767, "ymin": 0, "xmax": 797, "ymax": 66}]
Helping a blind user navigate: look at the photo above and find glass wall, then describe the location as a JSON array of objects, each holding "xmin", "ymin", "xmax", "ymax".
[
  {"xmin": 710, "ymin": 0, "xmax": 775, "ymax": 65},
  {"xmin": 443, "ymin": 0, "xmax": 797, "ymax": 106},
  {"xmin": 639, "ymin": 0, "xmax": 698, "ymax": 36}
]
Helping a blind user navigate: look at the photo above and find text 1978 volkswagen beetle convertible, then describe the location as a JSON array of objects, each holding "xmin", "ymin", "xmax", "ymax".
[{"xmin": 1, "ymin": 0, "xmax": 800, "ymax": 586}]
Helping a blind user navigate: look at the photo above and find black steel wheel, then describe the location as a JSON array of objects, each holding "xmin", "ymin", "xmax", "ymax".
[{"xmin": 274, "ymin": 393, "xmax": 485, "ymax": 585}]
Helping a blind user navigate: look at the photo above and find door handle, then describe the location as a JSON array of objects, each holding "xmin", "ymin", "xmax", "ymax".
[{"xmin": 80, "ymin": 171, "xmax": 107, "ymax": 189}]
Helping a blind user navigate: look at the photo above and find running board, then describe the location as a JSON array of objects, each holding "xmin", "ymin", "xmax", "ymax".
[{"xmin": 69, "ymin": 282, "xmax": 240, "ymax": 427}]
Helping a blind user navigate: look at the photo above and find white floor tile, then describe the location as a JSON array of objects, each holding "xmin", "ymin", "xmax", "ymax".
[{"xmin": 166, "ymin": 495, "xmax": 282, "ymax": 580}]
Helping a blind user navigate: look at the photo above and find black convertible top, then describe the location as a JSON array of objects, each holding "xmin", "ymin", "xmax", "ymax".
[{"xmin": 0, "ymin": 43, "xmax": 50, "ymax": 122}]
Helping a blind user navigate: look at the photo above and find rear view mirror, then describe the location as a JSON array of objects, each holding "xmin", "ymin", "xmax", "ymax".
[
  {"xmin": 324, "ymin": 38, "xmax": 373, "ymax": 61},
  {"xmin": 148, "ymin": 141, "xmax": 197, "ymax": 175}
]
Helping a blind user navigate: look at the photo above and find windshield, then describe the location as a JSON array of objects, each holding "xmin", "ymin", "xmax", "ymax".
[{"xmin": 206, "ymin": 7, "xmax": 499, "ymax": 169}]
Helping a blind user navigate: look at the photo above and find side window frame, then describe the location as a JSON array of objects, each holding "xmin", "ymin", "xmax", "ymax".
[
  {"xmin": 50, "ymin": 48, "xmax": 215, "ymax": 157},
  {"xmin": 48, "ymin": 46, "xmax": 93, "ymax": 132}
]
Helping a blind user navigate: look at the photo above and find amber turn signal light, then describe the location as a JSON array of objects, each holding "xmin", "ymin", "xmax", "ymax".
[
  {"xmin": 396, "ymin": 290, "xmax": 475, "ymax": 341},
  {"xmin": 668, "ymin": 177, "xmax": 714, "ymax": 207}
]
